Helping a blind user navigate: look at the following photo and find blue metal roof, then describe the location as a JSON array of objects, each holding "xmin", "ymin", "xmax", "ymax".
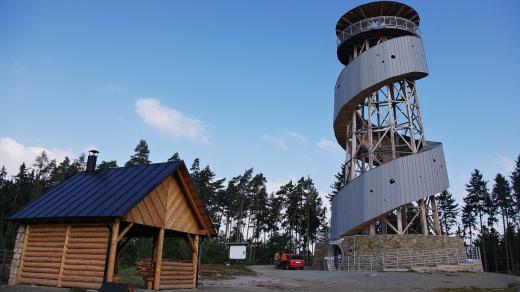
[{"xmin": 8, "ymin": 161, "xmax": 184, "ymax": 221}]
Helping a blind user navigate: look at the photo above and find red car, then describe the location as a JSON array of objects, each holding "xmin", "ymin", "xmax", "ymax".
[{"xmin": 278, "ymin": 253, "xmax": 305, "ymax": 270}]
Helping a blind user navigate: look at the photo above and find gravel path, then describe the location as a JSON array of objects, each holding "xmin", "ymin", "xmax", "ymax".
[{"xmin": 2, "ymin": 265, "xmax": 519, "ymax": 291}]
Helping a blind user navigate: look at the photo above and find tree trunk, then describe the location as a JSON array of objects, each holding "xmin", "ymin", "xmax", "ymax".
[
  {"xmin": 502, "ymin": 214, "xmax": 511, "ymax": 273},
  {"xmin": 479, "ymin": 211, "xmax": 488, "ymax": 271}
]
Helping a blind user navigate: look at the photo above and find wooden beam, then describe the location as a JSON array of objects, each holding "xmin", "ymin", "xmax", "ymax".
[
  {"xmin": 57, "ymin": 225, "xmax": 71, "ymax": 287},
  {"xmin": 153, "ymin": 228, "xmax": 165, "ymax": 290},
  {"xmin": 106, "ymin": 219, "xmax": 120, "ymax": 282},
  {"xmin": 117, "ymin": 222, "xmax": 134, "ymax": 242},
  {"xmin": 430, "ymin": 196, "xmax": 442, "ymax": 235},
  {"xmin": 175, "ymin": 172, "xmax": 209, "ymax": 236},
  {"xmin": 383, "ymin": 218, "xmax": 399, "ymax": 234},
  {"xmin": 419, "ymin": 199, "xmax": 428, "ymax": 235}
]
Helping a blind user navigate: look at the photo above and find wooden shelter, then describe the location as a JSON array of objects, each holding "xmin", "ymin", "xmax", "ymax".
[{"xmin": 8, "ymin": 160, "xmax": 216, "ymax": 290}]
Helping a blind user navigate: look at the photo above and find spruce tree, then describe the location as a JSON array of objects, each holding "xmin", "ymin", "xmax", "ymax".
[
  {"xmin": 125, "ymin": 139, "xmax": 151, "ymax": 166},
  {"xmin": 437, "ymin": 190, "xmax": 459, "ymax": 235},
  {"xmin": 327, "ymin": 162, "xmax": 346, "ymax": 203},
  {"xmin": 168, "ymin": 152, "xmax": 181, "ymax": 161},
  {"xmin": 492, "ymin": 173, "xmax": 513, "ymax": 273},
  {"xmin": 98, "ymin": 160, "xmax": 118, "ymax": 169},
  {"xmin": 511, "ymin": 154, "xmax": 520, "ymax": 223},
  {"xmin": 465, "ymin": 169, "xmax": 490, "ymax": 271}
]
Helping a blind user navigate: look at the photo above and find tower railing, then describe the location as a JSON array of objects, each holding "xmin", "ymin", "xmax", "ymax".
[{"xmin": 337, "ymin": 16, "xmax": 420, "ymax": 45}]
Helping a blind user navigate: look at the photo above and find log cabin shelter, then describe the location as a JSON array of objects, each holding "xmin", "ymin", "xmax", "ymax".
[{"xmin": 7, "ymin": 155, "xmax": 216, "ymax": 290}]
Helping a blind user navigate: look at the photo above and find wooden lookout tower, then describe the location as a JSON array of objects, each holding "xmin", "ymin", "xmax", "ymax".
[{"xmin": 7, "ymin": 157, "xmax": 216, "ymax": 290}]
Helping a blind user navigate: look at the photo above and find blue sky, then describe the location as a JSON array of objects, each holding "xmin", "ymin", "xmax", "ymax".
[{"xmin": 1, "ymin": 0, "xmax": 519, "ymax": 210}]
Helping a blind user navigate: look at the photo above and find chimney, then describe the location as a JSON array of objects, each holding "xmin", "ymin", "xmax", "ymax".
[{"xmin": 86, "ymin": 150, "xmax": 99, "ymax": 173}]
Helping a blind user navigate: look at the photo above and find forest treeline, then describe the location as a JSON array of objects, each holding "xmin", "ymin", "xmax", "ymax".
[
  {"xmin": 1, "ymin": 139, "xmax": 519, "ymax": 273},
  {"xmin": 0, "ymin": 139, "xmax": 327, "ymax": 265}
]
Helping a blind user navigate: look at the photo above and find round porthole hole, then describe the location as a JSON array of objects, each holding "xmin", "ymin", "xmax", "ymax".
[
  {"xmin": 391, "ymin": 55, "xmax": 395, "ymax": 59},
  {"xmin": 389, "ymin": 179, "xmax": 395, "ymax": 184}
]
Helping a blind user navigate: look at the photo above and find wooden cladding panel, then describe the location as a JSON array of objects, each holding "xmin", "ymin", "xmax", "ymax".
[
  {"xmin": 18, "ymin": 224, "xmax": 109, "ymax": 290},
  {"xmin": 60, "ymin": 225, "xmax": 108, "ymax": 290},
  {"xmin": 139, "ymin": 259, "xmax": 196, "ymax": 290},
  {"xmin": 124, "ymin": 175, "xmax": 201, "ymax": 234},
  {"xmin": 19, "ymin": 225, "xmax": 67, "ymax": 287}
]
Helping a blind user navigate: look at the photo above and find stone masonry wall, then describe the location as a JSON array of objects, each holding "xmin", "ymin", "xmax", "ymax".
[
  {"xmin": 8, "ymin": 224, "xmax": 25, "ymax": 285},
  {"xmin": 313, "ymin": 235, "xmax": 468, "ymax": 270}
]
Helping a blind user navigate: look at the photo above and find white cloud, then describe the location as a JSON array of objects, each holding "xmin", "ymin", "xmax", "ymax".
[
  {"xmin": 262, "ymin": 130, "xmax": 307, "ymax": 149},
  {"xmin": 136, "ymin": 98, "xmax": 208, "ymax": 143},
  {"xmin": 262, "ymin": 134, "xmax": 287, "ymax": 150},
  {"xmin": 0, "ymin": 137, "xmax": 75, "ymax": 175},
  {"xmin": 288, "ymin": 131, "xmax": 308, "ymax": 143},
  {"xmin": 495, "ymin": 154, "xmax": 515, "ymax": 173},
  {"xmin": 317, "ymin": 137, "xmax": 342, "ymax": 153}
]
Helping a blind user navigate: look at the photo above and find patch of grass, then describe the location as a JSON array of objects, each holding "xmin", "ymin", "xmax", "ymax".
[
  {"xmin": 200, "ymin": 264, "xmax": 256, "ymax": 280},
  {"xmin": 116, "ymin": 266, "xmax": 144, "ymax": 287}
]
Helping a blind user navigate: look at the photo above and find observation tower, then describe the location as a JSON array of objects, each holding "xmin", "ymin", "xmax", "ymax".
[{"xmin": 331, "ymin": 1, "xmax": 449, "ymax": 238}]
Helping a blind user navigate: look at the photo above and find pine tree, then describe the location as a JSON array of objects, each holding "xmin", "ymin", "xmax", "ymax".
[
  {"xmin": 511, "ymin": 154, "xmax": 520, "ymax": 223},
  {"xmin": 461, "ymin": 203, "xmax": 476, "ymax": 244},
  {"xmin": 465, "ymin": 169, "xmax": 490, "ymax": 271},
  {"xmin": 125, "ymin": 139, "xmax": 151, "ymax": 166},
  {"xmin": 98, "ymin": 160, "xmax": 118, "ymax": 169},
  {"xmin": 168, "ymin": 152, "xmax": 181, "ymax": 161},
  {"xmin": 437, "ymin": 190, "xmax": 459, "ymax": 235},
  {"xmin": 327, "ymin": 162, "xmax": 346, "ymax": 203},
  {"xmin": 492, "ymin": 173, "xmax": 513, "ymax": 273}
]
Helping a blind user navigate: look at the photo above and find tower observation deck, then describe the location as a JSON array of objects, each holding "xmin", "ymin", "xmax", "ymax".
[{"xmin": 331, "ymin": 1, "xmax": 449, "ymax": 237}]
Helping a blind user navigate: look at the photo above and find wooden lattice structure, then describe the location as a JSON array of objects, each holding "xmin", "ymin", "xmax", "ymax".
[{"xmin": 8, "ymin": 160, "xmax": 216, "ymax": 290}]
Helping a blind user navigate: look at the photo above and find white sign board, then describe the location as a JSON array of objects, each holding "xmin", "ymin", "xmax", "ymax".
[{"xmin": 229, "ymin": 245, "xmax": 246, "ymax": 260}]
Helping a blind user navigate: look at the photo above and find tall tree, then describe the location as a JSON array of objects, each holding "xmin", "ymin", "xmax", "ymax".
[
  {"xmin": 492, "ymin": 173, "xmax": 513, "ymax": 273},
  {"xmin": 511, "ymin": 154, "xmax": 520, "ymax": 223},
  {"xmin": 465, "ymin": 169, "xmax": 490, "ymax": 271},
  {"xmin": 437, "ymin": 190, "xmax": 459, "ymax": 235},
  {"xmin": 327, "ymin": 162, "xmax": 346, "ymax": 203},
  {"xmin": 98, "ymin": 160, "xmax": 118, "ymax": 169},
  {"xmin": 168, "ymin": 152, "xmax": 181, "ymax": 161},
  {"xmin": 125, "ymin": 139, "xmax": 151, "ymax": 166},
  {"xmin": 461, "ymin": 203, "xmax": 476, "ymax": 244}
]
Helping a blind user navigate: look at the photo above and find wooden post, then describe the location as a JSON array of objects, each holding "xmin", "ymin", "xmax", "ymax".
[
  {"xmin": 430, "ymin": 196, "xmax": 442, "ymax": 235},
  {"xmin": 153, "ymin": 228, "xmax": 165, "ymax": 290},
  {"xmin": 419, "ymin": 199, "xmax": 428, "ymax": 235},
  {"xmin": 381, "ymin": 215, "xmax": 387, "ymax": 234},
  {"xmin": 192, "ymin": 235, "xmax": 199, "ymax": 288},
  {"xmin": 57, "ymin": 225, "xmax": 71, "ymax": 287},
  {"xmin": 350, "ymin": 110, "xmax": 357, "ymax": 180},
  {"xmin": 106, "ymin": 218, "xmax": 120, "ymax": 282},
  {"xmin": 396, "ymin": 208, "xmax": 403, "ymax": 235},
  {"xmin": 369, "ymin": 223, "xmax": 376, "ymax": 235}
]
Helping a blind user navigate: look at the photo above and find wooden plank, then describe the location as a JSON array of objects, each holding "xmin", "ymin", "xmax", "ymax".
[
  {"xmin": 27, "ymin": 236, "xmax": 66, "ymax": 242},
  {"xmin": 62, "ymin": 270, "xmax": 104, "ymax": 277},
  {"xmin": 106, "ymin": 218, "xmax": 120, "ymax": 282},
  {"xmin": 57, "ymin": 225, "xmax": 70, "ymax": 287},
  {"xmin": 19, "ymin": 277, "xmax": 58, "ymax": 286},
  {"xmin": 160, "ymin": 283, "xmax": 195, "ymax": 289},
  {"xmin": 66, "ymin": 248, "xmax": 107, "ymax": 255},
  {"xmin": 161, "ymin": 279, "xmax": 195, "ymax": 285},
  {"xmin": 176, "ymin": 173, "xmax": 207, "ymax": 234},
  {"xmin": 150, "ymin": 189, "xmax": 166, "ymax": 222},
  {"xmin": 68, "ymin": 232, "xmax": 108, "ymax": 238},
  {"xmin": 24, "ymin": 251, "xmax": 63, "ymax": 258},
  {"xmin": 67, "ymin": 237, "xmax": 108, "ymax": 244},
  {"xmin": 60, "ymin": 280, "xmax": 102, "ymax": 289},
  {"xmin": 153, "ymin": 228, "xmax": 164, "ymax": 290},
  {"xmin": 20, "ymin": 271, "xmax": 59, "ymax": 280},
  {"xmin": 26, "ymin": 241, "xmax": 64, "ymax": 248},
  {"xmin": 22, "ymin": 266, "xmax": 60, "ymax": 274},
  {"xmin": 25, "ymin": 246, "xmax": 64, "ymax": 252},
  {"xmin": 65, "ymin": 253, "xmax": 106, "ymax": 260},
  {"xmin": 161, "ymin": 275, "xmax": 194, "ymax": 280},
  {"xmin": 160, "ymin": 265, "xmax": 194, "ymax": 271},
  {"xmin": 160, "ymin": 270, "xmax": 194, "ymax": 276},
  {"xmin": 162, "ymin": 261, "xmax": 194, "ymax": 267},
  {"xmin": 61, "ymin": 274, "xmax": 103, "ymax": 283},
  {"xmin": 63, "ymin": 264, "xmax": 105, "ymax": 272},
  {"xmin": 23, "ymin": 262, "xmax": 61, "ymax": 268},
  {"xmin": 66, "ymin": 242, "xmax": 107, "ymax": 249},
  {"xmin": 143, "ymin": 195, "xmax": 162, "ymax": 227},
  {"xmin": 23, "ymin": 257, "xmax": 62, "ymax": 263}
]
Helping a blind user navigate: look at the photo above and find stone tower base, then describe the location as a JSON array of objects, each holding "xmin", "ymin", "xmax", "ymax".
[{"xmin": 313, "ymin": 235, "xmax": 482, "ymax": 272}]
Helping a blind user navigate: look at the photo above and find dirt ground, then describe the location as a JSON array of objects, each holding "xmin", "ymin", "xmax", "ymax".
[{"xmin": 2, "ymin": 265, "xmax": 519, "ymax": 291}]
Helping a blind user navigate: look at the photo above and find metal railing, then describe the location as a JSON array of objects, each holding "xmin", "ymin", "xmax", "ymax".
[
  {"xmin": 323, "ymin": 246, "xmax": 480, "ymax": 271},
  {"xmin": 337, "ymin": 16, "xmax": 420, "ymax": 45}
]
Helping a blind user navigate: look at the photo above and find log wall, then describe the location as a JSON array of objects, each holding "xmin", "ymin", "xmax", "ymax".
[{"xmin": 17, "ymin": 224, "xmax": 109, "ymax": 290}]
